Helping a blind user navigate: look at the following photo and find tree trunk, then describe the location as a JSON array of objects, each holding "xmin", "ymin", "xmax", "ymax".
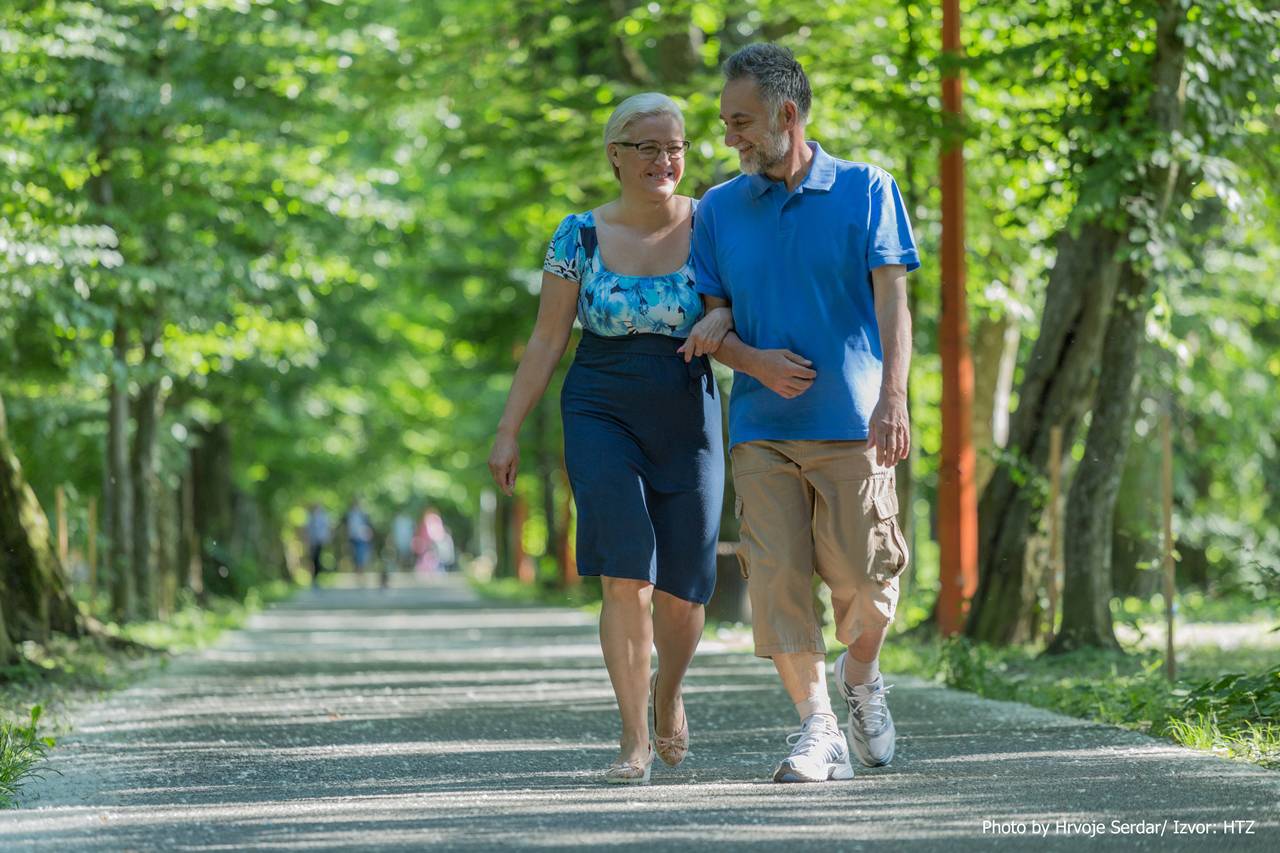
[
  {"xmin": 968, "ymin": 0, "xmax": 1186, "ymax": 645},
  {"xmin": 107, "ymin": 318, "xmax": 135, "ymax": 621},
  {"xmin": 0, "ymin": 391, "xmax": 83, "ymax": 647},
  {"xmin": 1111, "ymin": 437, "xmax": 1162, "ymax": 598},
  {"xmin": 155, "ymin": 475, "xmax": 179, "ymax": 617},
  {"xmin": 192, "ymin": 421, "xmax": 233, "ymax": 580},
  {"xmin": 1050, "ymin": 264, "xmax": 1152, "ymax": 652},
  {"xmin": 180, "ymin": 467, "xmax": 204, "ymax": 599},
  {"xmin": 971, "ymin": 313, "xmax": 1019, "ymax": 497},
  {"xmin": 130, "ymin": 375, "xmax": 161, "ymax": 620},
  {"xmin": 0, "ymin": 602, "xmax": 13, "ymax": 666},
  {"xmin": 967, "ymin": 225, "xmax": 1124, "ymax": 644},
  {"xmin": 533, "ymin": 399, "xmax": 559, "ymax": 575}
]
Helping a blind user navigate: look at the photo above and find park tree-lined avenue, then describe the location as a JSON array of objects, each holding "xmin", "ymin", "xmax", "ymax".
[{"xmin": 1, "ymin": 2, "xmax": 1277, "ymax": 680}]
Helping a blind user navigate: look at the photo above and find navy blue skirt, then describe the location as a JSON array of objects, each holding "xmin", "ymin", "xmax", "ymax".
[{"xmin": 561, "ymin": 331, "xmax": 724, "ymax": 604}]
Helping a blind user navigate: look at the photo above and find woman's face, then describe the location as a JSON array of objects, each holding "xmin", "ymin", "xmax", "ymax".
[{"xmin": 609, "ymin": 114, "xmax": 686, "ymax": 198}]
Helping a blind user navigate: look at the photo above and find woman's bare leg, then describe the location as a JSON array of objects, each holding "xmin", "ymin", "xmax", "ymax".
[
  {"xmin": 651, "ymin": 590, "xmax": 704, "ymax": 736},
  {"xmin": 600, "ymin": 577, "xmax": 655, "ymax": 763}
]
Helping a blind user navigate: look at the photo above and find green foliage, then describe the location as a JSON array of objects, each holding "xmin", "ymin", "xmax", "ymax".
[
  {"xmin": 2, "ymin": 1, "xmax": 1278, "ymax": 619},
  {"xmin": 886, "ymin": 633, "xmax": 1280, "ymax": 769},
  {"xmin": 0, "ymin": 706, "xmax": 56, "ymax": 809},
  {"xmin": 1181, "ymin": 666, "xmax": 1280, "ymax": 733}
]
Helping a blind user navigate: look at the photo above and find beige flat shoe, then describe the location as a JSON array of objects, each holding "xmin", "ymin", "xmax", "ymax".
[
  {"xmin": 604, "ymin": 743, "xmax": 654, "ymax": 784},
  {"xmin": 651, "ymin": 671, "xmax": 689, "ymax": 768}
]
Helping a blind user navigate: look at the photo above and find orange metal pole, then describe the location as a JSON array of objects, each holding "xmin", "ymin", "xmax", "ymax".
[{"xmin": 937, "ymin": 0, "xmax": 979, "ymax": 635}]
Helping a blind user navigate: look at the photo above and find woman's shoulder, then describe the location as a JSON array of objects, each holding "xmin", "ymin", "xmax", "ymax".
[{"xmin": 553, "ymin": 209, "xmax": 593, "ymax": 234}]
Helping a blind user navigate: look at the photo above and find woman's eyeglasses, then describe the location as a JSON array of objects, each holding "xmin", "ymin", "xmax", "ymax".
[{"xmin": 614, "ymin": 140, "xmax": 691, "ymax": 161}]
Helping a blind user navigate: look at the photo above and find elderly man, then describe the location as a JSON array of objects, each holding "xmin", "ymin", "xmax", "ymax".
[{"xmin": 687, "ymin": 43, "xmax": 918, "ymax": 783}]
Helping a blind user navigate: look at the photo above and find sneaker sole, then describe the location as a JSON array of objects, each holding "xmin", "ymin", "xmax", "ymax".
[
  {"xmin": 772, "ymin": 760, "xmax": 856, "ymax": 783},
  {"xmin": 850, "ymin": 736, "xmax": 894, "ymax": 768}
]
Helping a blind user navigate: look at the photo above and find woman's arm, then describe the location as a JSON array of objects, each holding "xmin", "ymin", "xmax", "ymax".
[
  {"xmin": 677, "ymin": 304, "xmax": 734, "ymax": 361},
  {"xmin": 700, "ymin": 295, "xmax": 817, "ymax": 399},
  {"xmin": 488, "ymin": 272, "xmax": 579, "ymax": 495}
]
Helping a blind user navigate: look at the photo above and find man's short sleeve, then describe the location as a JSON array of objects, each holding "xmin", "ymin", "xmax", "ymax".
[
  {"xmin": 543, "ymin": 214, "xmax": 581, "ymax": 283},
  {"xmin": 867, "ymin": 169, "xmax": 921, "ymax": 272},
  {"xmin": 692, "ymin": 200, "xmax": 727, "ymax": 299}
]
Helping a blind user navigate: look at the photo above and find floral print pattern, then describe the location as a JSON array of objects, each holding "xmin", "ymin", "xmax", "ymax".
[{"xmin": 542, "ymin": 208, "xmax": 704, "ymax": 338}]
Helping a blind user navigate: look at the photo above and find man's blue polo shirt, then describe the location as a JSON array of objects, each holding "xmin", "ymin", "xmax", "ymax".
[{"xmin": 693, "ymin": 142, "xmax": 920, "ymax": 448}]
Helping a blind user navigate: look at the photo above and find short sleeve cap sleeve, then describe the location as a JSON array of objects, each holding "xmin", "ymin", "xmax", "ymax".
[
  {"xmin": 692, "ymin": 196, "xmax": 727, "ymax": 299},
  {"xmin": 866, "ymin": 169, "xmax": 921, "ymax": 273},
  {"xmin": 543, "ymin": 214, "xmax": 582, "ymax": 283}
]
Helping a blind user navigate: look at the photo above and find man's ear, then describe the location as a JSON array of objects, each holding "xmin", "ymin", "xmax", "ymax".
[{"xmin": 781, "ymin": 100, "xmax": 799, "ymax": 130}]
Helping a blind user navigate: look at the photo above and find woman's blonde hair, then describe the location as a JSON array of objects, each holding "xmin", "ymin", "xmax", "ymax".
[{"xmin": 603, "ymin": 93, "xmax": 684, "ymax": 179}]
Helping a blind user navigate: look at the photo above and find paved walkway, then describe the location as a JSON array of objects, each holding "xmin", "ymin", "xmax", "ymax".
[{"xmin": 2, "ymin": 578, "xmax": 1277, "ymax": 851}]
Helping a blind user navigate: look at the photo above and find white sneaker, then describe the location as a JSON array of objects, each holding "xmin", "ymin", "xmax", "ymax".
[
  {"xmin": 772, "ymin": 714, "xmax": 855, "ymax": 783},
  {"xmin": 834, "ymin": 652, "xmax": 896, "ymax": 767}
]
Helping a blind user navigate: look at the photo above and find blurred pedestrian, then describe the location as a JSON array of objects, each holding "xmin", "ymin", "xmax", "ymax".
[
  {"xmin": 305, "ymin": 502, "xmax": 332, "ymax": 589},
  {"xmin": 344, "ymin": 498, "xmax": 375, "ymax": 577}
]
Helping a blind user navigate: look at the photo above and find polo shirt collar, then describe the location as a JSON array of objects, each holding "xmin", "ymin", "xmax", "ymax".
[
  {"xmin": 802, "ymin": 142, "xmax": 837, "ymax": 192},
  {"xmin": 745, "ymin": 141, "xmax": 836, "ymax": 198}
]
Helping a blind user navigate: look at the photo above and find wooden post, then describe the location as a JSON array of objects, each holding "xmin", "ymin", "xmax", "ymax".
[
  {"xmin": 513, "ymin": 496, "xmax": 535, "ymax": 585},
  {"xmin": 87, "ymin": 496, "xmax": 98, "ymax": 599},
  {"xmin": 1045, "ymin": 426, "xmax": 1063, "ymax": 643},
  {"xmin": 937, "ymin": 0, "xmax": 978, "ymax": 635},
  {"xmin": 55, "ymin": 485, "xmax": 69, "ymax": 565},
  {"xmin": 1162, "ymin": 410, "xmax": 1176, "ymax": 681}
]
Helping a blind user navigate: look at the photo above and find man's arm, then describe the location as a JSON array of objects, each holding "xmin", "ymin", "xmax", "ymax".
[
  {"xmin": 867, "ymin": 264, "xmax": 912, "ymax": 466},
  {"xmin": 703, "ymin": 295, "xmax": 817, "ymax": 399}
]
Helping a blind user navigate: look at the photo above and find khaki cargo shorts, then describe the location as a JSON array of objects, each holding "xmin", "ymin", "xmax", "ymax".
[{"xmin": 730, "ymin": 439, "xmax": 909, "ymax": 658}]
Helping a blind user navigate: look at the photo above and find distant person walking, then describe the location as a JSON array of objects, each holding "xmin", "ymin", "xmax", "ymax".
[
  {"xmin": 391, "ymin": 511, "xmax": 416, "ymax": 570},
  {"xmin": 344, "ymin": 498, "xmax": 375, "ymax": 577},
  {"xmin": 305, "ymin": 503, "xmax": 332, "ymax": 588},
  {"xmin": 489, "ymin": 93, "xmax": 731, "ymax": 784}
]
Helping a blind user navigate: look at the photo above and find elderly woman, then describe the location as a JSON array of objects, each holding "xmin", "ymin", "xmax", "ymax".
[{"xmin": 489, "ymin": 93, "xmax": 730, "ymax": 784}]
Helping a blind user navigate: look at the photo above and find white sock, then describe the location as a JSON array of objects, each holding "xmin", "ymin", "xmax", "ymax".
[
  {"xmin": 843, "ymin": 654, "xmax": 880, "ymax": 688},
  {"xmin": 795, "ymin": 694, "xmax": 835, "ymax": 723}
]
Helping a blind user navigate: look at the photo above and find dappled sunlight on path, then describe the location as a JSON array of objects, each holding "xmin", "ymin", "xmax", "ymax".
[{"xmin": 2, "ymin": 578, "xmax": 1277, "ymax": 851}]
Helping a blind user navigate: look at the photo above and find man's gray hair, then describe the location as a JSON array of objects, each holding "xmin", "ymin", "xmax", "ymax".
[{"xmin": 722, "ymin": 44, "xmax": 812, "ymax": 124}]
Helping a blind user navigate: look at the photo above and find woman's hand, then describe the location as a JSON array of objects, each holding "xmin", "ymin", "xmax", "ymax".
[
  {"xmin": 488, "ymin": 432, "xmax": 520, "ymax": 496},
  {"xmin": 677, "ymin": 307, "xmax": 734, "ymax": 362}
]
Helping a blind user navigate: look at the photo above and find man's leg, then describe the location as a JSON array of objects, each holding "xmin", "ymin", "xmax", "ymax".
[
  {"xmin": 807, "ymin": 440, "xmax": 908, "ymax": 767},
  {"xmin": 772, "ymin": 652, "xmax": 832, "ymax": 720},
  {"xmin": 843, "ymin": 623, "xmax": 889, "ymax": 686},
  {"xmin": 732, "ymin": 441, "xmax": 851, "ymax": 782}
]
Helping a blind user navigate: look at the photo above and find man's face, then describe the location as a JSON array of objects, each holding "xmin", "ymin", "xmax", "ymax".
[{"xmin": 719, "ymin": 78, "xmax": 791, "ymax": 176}]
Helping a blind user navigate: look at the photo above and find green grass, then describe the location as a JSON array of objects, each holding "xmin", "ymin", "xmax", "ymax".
[
  {"xmin": 867, "ymin": 633, "xmax": 1280, "ymax": 770},
  {"xmin": 0, "ymin": 705, "xmax": 55, "ymax": 809},
  {"xmin": 0, "ymin": 579, "xmax": 298, "ymax": 806}
]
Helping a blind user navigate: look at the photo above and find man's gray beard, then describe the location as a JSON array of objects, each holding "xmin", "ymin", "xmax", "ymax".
[{"xmin": 739, "ymin": 127, "xmax": 791, "ymax": 176}]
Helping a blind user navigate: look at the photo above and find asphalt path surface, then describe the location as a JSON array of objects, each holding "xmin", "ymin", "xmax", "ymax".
[{"xmin": 3, "ymin": 577, "xmax": 1277, "ymax": 851}]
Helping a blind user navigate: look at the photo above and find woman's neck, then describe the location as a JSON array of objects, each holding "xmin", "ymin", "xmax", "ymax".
[{"xmin": 609, "ymin": 191, "xmax": 686, "ymax": 230}]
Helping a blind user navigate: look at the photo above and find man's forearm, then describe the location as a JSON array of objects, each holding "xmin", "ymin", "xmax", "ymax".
[
  {"xmin": 877, "ymin": 292, "xmax": 912, "ymax": 400},
  {"xmin": 710, "ymin": 331, "xmax": 760, "ymax": 377}
]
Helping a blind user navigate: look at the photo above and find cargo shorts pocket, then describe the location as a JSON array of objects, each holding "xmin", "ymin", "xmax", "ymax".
[
  {"xmin": 869, "ymin": 482, "xmax": 910, "ymax": 584},
  {"xmin": 733, "ymin": 494, "xmax": 750, "ymax": 579}
]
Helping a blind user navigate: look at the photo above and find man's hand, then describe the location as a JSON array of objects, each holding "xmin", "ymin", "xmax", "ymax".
[
  {"xmin": 677, "ymin": 307, "xmax": 734, "ymax": 362},
  {"xmin": 754, "ymin": 349, "xmax": 817, "ymax": 399},
  {"xmin": 867, "ymin": 392, "xmax": 910, "ymax": 467}
]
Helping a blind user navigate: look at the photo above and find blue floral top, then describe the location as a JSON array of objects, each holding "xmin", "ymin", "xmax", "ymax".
[{"xmin": 542, "ymin": 203, "xmax": 703, "ymax": 338}]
